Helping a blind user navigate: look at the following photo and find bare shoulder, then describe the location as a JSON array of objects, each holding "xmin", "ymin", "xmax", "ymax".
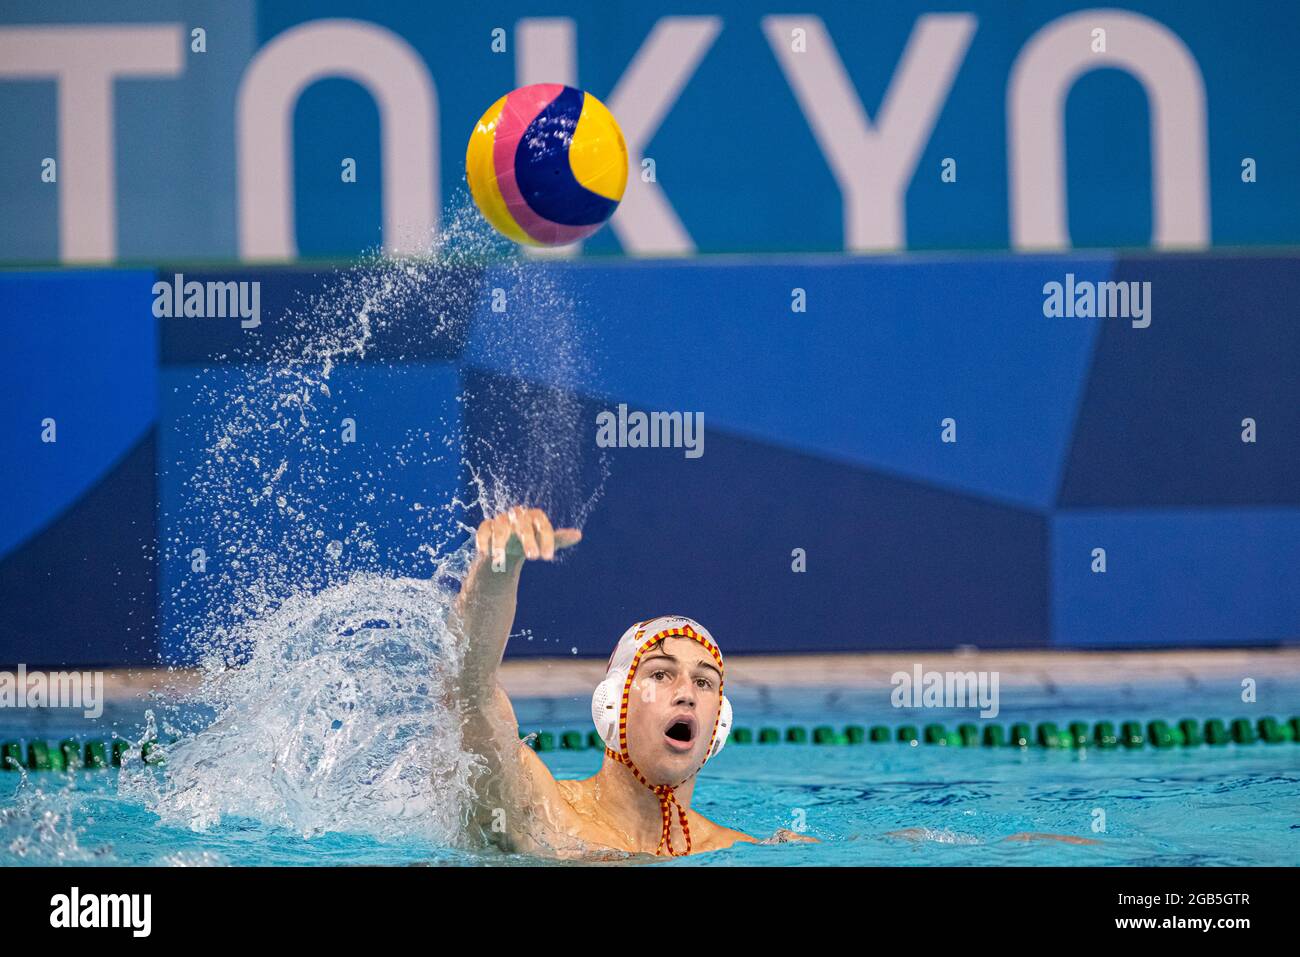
[
  {"xmin": 516, "ymin": 739, "xmax": 567, "ymax": 804},
  {"xmin": 501, "ymin": 743, "xmax": 603, "ymax": 856},
  {"xmin": 553, "ymin": 773, "xmax": 586, "ymax": 807}
]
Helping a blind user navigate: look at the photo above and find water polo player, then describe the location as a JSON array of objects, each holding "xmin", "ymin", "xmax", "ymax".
[
  {"xmin": 450, "ymin": 506, "xmax": 1097, "ymax": 857},
  {"xmin": 450, "ymin": 506, "xmax": 812, "ymax": 858}
]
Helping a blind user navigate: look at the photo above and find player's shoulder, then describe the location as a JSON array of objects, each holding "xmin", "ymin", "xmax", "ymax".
[
  {"xmin": 517, "ymin": 738, "xmax": 563, "ymax": 794},
  {"xmin": 520, "ymin": 744, "xmax": 599, "ymax": 819}
]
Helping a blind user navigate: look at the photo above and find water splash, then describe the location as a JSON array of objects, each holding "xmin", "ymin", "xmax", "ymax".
[
  {"xmin": 165, "ymin": 201, "xmax": 590, "ymax": 657},
  {"xmin": 0, "ymin": 775, "xmax": 101, "ymax": 864},
  {"xmin": 142, "ymin": 196, "xmax": 606, "ymax": 844},
  {"xmin": 139, "ymin": 571, "xmax": 480, "ymax": 842}
]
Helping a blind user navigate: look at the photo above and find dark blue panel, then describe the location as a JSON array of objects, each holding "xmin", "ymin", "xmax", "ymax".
[
  {"xmin": 0, "ymin": 432, "xmax": 158, "ymax": 667},
  {"xmin": 157, "ymin": 361, "xmax": 464, "ymax": 664},
  {"xmin": 463, "ymin": 369, "xmax": 1051, "ymax": 657},
  {"xmin": 1058, "ymin": 254, "xmax": 1300, "ymax": 506},
  {"xmin": 156, "ymin": 265, "xmax": 482, "ymax": 364}
]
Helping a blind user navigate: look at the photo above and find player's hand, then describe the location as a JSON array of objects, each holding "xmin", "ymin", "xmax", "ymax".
[{"xmin": 475, "ymin": 506, "xmax": 582, "ymax": 572}]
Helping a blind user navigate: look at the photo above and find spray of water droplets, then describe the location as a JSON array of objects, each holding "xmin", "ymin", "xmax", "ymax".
[{"xmin": 134, "ymin": 196, "xmax": 608, "ymax": 844}]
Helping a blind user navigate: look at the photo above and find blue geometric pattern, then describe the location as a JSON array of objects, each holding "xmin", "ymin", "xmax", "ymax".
[{"xmin": 2, "ymin": 255, "xmax": 1297, "ymax": 663}]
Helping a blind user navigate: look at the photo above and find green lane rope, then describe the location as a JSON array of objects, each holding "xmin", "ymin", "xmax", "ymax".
[
  {"xmin": 516, "ymin": 715, "xmax": 1300, "ymax": 753},
  {"xmin": 0, "ymin": 737, "xmax": 164, "ymax": 773},
  {"xmin": 2, "ymin": 716, "xmax": 1295, "ymax": 772}
]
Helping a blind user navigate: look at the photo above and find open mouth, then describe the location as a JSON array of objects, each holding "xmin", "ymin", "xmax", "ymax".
[{"xmin": 663, "ymin": 715, "xmax": 697, "ymax": 751}]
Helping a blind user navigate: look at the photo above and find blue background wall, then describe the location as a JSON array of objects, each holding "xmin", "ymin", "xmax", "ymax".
[
  {"xmin": 1, "ymin": 0, "xmax": 1298, "ymax": 260},
  {"xmin": 2, "ymin": 254, "xmax": 1296, "ymax": 664},
  {"xmin": 2, "ymin": 2, "xmax": 1297, "ymax": 662}
]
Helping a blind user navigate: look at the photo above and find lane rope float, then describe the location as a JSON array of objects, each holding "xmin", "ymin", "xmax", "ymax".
[
  {"xmin": 523, "ymin": 715, "xmax": 1299, "ymax": 752},
  {"xmin": 3, "ymin": 716, "xmax": 1295, "ymax": 773}
]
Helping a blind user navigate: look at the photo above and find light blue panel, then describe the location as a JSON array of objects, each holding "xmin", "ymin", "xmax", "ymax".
[
  {"xmin": 466, "ymin": 256, "xmax": 1104, "ymax": 510},
  {"xmin": 1052, "ymin": 510, "xmax": 1300, "ymax": 647},
  {"xmin": 0, "ymin": 269, "xmax": 158, "ymax": 558}
]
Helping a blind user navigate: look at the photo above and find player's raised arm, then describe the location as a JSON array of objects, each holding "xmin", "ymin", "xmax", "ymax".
[
  {"xmin": 447, "ymin": 506, "xmax": 581, "ymax": 847},
  {"xmin": 453, "ymin": 506, "xmax": 581, "ymax": 691}
]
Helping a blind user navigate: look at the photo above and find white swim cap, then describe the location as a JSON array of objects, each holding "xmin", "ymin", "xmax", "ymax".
[
  {"xmin": 590, "ymin": 615, "xmax": 734, "ymax": 855},
  {"xmin": 591, "ymin": 616, "xmax": 734, "ymax": 766}
]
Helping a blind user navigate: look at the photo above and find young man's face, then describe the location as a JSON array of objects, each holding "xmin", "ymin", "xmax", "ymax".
[{"xmin": 625, "ymin": 636, "xmax": 723, "ymax": 783}]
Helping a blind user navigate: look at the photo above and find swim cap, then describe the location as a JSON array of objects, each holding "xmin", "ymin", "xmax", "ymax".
[{"xmin": 590, "ymin": 615, "xmax": 734, "ymax": 855}]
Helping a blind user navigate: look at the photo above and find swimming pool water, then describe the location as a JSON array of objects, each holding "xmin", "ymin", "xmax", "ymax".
[{"xmin": 2, "ymin": 678, "xmax": 1297, "ymax": 866}]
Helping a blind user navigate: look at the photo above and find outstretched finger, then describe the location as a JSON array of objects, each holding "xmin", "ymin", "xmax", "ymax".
[{"xmin": 554, "ymin": 527, "xmax": 583, "ymax": 550}]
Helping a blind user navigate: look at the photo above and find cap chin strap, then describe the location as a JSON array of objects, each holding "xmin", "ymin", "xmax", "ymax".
[
  {"xmin": 607, "ymin": 622, "xmax": 725, "ymax": 857},
  {"xmin": 605, "ymin": 747, "xmax": 693, "ymax": 856}
]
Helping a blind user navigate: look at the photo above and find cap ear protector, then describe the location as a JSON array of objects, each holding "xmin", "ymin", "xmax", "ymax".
[{"xmin": 590, "ymin": 616, "xmax": 733, "ymax": 761}]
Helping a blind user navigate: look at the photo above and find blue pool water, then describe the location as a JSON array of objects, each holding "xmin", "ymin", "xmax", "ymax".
[{"xmin": 2, "ymin": 673, "xmax": 1296, "ymax": 866}]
